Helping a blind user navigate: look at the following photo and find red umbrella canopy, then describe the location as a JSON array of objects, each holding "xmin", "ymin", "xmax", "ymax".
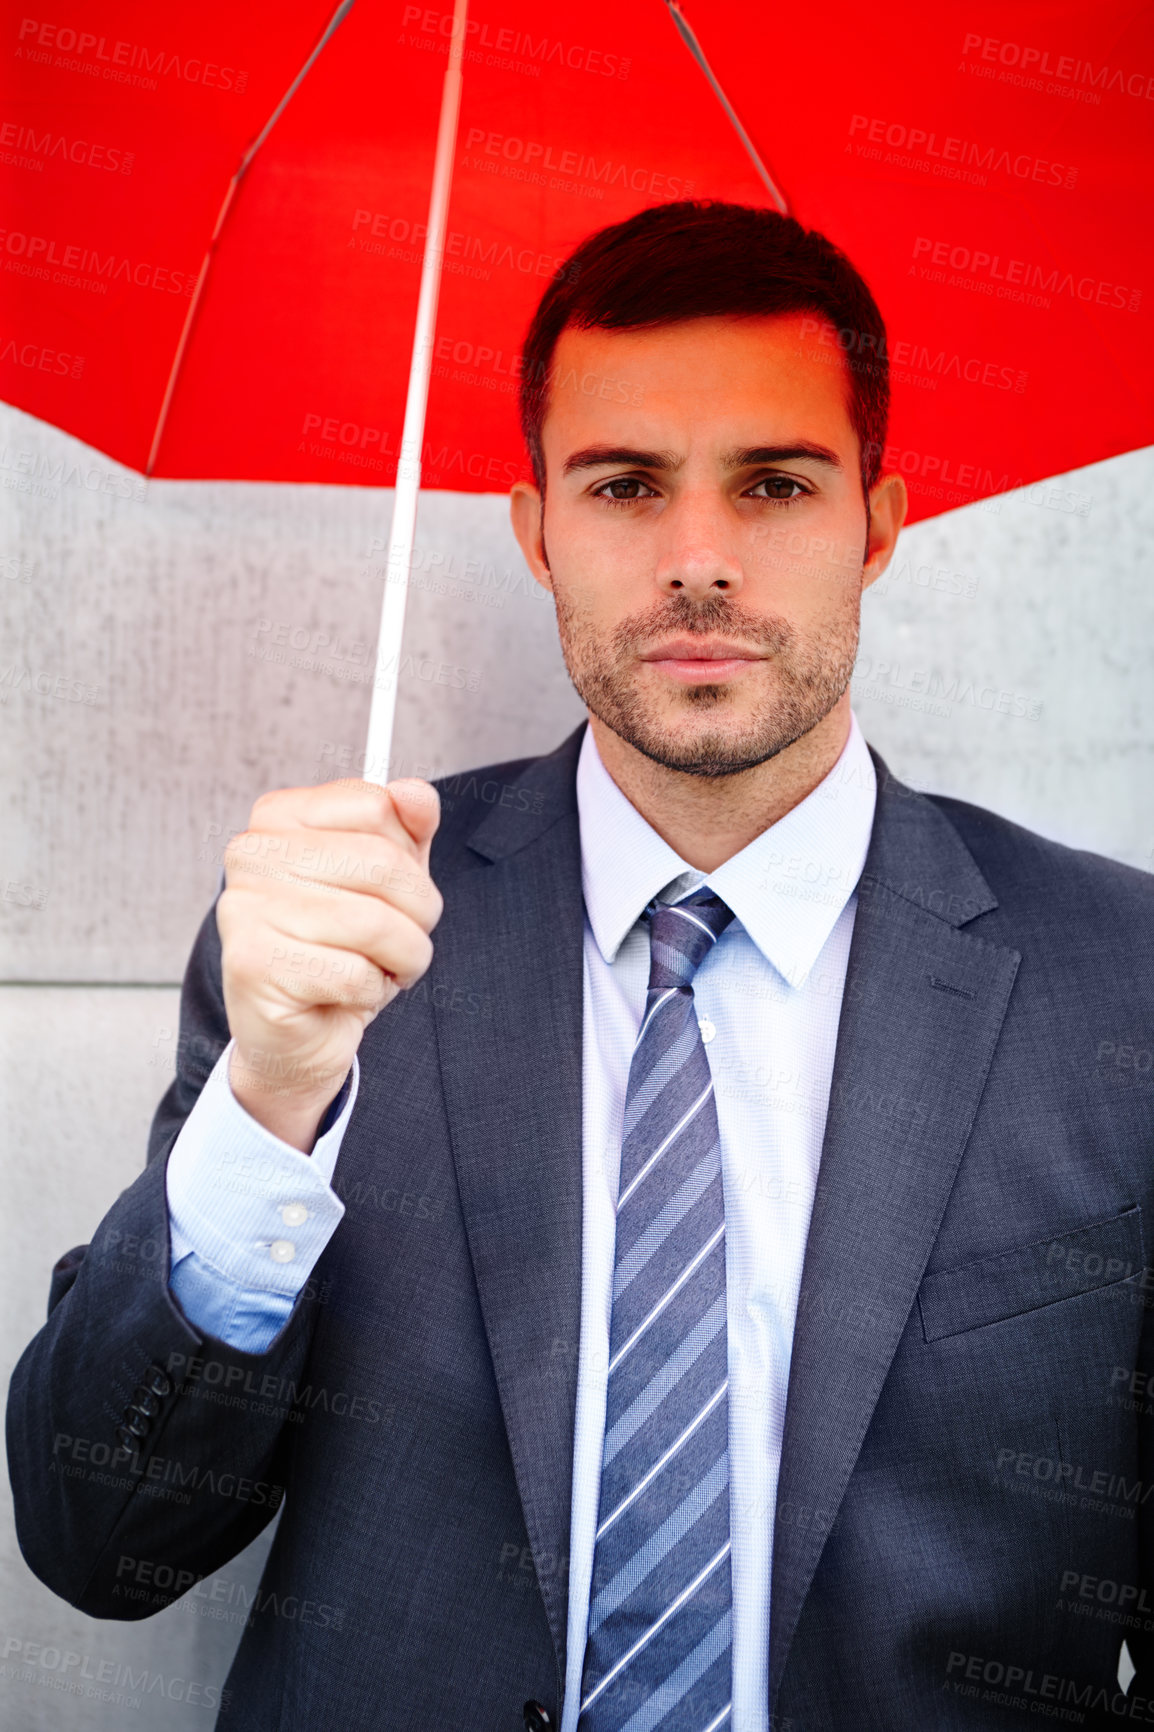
[
  {"xmin": 3, "ymin": 0, "xmax": 1151, "ymax": 523},
  {"xmin": 686, "ymin": 1, "xmax": 1154, "ymax": 520}
]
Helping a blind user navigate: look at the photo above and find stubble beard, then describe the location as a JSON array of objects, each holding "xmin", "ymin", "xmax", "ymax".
[{"xmin": 550, "ymin": 584, "xmax": 861, "ymax": 779}]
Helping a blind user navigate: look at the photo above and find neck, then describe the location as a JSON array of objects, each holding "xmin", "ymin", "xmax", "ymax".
[{"xmin": 587, "ymin": 696, "xmax": 852, "ymax": 873}]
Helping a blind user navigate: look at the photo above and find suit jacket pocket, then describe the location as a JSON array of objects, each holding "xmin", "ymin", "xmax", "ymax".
[{"xmin": 918, "ymin": 1205, "xmax": 1144, "ymax": 1343}]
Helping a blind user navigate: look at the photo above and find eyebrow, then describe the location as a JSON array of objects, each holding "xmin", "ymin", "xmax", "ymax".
[
  {"xmin": 723, "ymin": 443, "xmax": 843, "ymax": 471},
  {"xmin": 562, "ymin": 445, "xmax": 681, "ymax": 476},
  {"xmin": 560, "ymin": 441, "xmax": 843, "ymax": 477}
]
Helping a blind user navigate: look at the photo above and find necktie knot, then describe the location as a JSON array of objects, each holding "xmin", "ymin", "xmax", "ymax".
[{"xmin": 643, "ymin": 888, "xmax": 735, "ymax": 992}]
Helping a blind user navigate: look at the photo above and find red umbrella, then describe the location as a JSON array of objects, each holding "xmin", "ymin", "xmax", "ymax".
[{"xmin": 4, "ymin": 0, "xmax": 1151, "ymax": 770}]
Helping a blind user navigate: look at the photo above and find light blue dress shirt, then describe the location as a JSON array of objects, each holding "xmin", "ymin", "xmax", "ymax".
[
  {"xmin": 166, "ymin": 1052, "xmax": 357, "ymax": 1347},
  {"xmin": 165, "ymin": 713, "xmax": 877, "ymax": 1731}
]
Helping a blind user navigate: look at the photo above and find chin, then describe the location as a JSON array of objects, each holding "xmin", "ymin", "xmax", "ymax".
[{"xmin": 626, "ymin": 722, "xmax": 786, "ymax": 779}]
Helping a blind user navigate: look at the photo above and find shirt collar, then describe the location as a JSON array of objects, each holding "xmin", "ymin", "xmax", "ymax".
[{"xmin": 576, "ymin": 712, "xmax": 877, "ymax": 988}]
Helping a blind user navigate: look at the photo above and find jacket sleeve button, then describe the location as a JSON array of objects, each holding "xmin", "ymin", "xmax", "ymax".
[{"xmin": 523, "ymin": 1703, "xmax": 554, "ymax": 1732}]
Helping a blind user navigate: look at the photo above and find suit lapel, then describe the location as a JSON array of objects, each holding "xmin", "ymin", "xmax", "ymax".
[
  {"xmin": 769, "ymin": 757, "xmax": 1021, "ymax": 1708},
  {"xmin": 432, "ymin": 726, "xmax": 587, "ymax": 1680}
]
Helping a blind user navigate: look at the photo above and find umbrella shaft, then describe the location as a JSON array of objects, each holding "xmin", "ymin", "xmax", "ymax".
[{"xmin": 364, "ymin": 0, "xmax": 469, "ymax": 786}]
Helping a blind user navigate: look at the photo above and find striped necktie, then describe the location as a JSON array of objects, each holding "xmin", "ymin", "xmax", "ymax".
[{"xmin": 578, "ymin": 886, "xmax": 736, "ymax": 1732}]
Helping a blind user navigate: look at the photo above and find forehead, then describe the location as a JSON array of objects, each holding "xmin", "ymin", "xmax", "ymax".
[{"xmin": 540, "ymin": 314, "xmax": 855, "ymax": 454}]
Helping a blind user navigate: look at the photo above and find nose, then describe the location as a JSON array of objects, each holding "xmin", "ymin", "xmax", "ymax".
[{"xmin": 653, "ymin": 489, "xmax": 744, "ymax": 598}]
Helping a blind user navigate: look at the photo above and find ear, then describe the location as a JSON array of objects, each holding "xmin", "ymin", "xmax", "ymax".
[
  {"xmin": 861, "ymin": 471, "xmax": 908, "ymax": 591},
  {"xmin": 510, "ymin": 481, "xmax": 553, "ymax": 593}
]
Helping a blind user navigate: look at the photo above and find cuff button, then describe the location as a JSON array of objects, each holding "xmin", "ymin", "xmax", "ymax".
[{"xmin": 269, "ymin": 1239, "xmax": 296, "ymax": 1263}]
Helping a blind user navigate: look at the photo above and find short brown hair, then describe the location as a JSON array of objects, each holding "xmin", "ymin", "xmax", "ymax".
[{"xmin": 519, "ymin": 200, "xmax": 889, "ymax": 498}]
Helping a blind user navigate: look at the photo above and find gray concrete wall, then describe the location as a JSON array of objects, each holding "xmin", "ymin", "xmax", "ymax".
[{"xmin": 2, "ymin": 398, "xmax": 1151, "ymax": 1727}]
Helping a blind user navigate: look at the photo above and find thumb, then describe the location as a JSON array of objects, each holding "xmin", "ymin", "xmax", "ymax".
[{"xmin": 386, "ymin": 778, "xmax": 441, "ymax": 867}]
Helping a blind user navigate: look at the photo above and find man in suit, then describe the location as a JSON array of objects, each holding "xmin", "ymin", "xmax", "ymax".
[{"xmin": 8, "ymin": 201, "xmax": 1154, "ymax": 1731}]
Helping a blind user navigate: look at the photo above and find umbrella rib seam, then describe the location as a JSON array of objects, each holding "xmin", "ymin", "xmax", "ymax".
[
  {"xmin": 664, "ymin": 1, "xmax": 790, "ymax": 214},
  {"xmin": 144, "ymin": 0, "xmax": 358, "ymax": 476}
]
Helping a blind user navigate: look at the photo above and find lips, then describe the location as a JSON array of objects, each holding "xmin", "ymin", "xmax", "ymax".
[
  {"xmin": 639, "ymin": 638, "xmax": 762, "ymax": 662},
  {"xmin": 637, "ymin": 639, "xmax": 764, "ymax": 685}
]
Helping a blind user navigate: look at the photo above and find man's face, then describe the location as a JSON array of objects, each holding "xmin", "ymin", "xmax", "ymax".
[{"xmin": 510, "ymin": 313, "xmax": 905, "ymax": 778}]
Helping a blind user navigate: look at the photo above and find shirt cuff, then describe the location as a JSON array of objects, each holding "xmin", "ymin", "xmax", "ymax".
[{"xmin": 166, "ymin": 1038, "xmax": 355, "ymax": 1299}]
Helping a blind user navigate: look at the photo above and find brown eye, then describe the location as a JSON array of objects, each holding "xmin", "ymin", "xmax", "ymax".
[
  {"xmin": 750, "ymin": 475, "xmax": 806, "ymax": 500},
  {"xmin": 595, "ymin": 477, "xmax": 655, "ymax": 501}
]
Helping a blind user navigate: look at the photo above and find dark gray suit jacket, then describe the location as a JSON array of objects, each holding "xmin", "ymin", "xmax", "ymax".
[{"xmin": 8, "ymin": 722, "xmax": 1154, "ymax": 1729}]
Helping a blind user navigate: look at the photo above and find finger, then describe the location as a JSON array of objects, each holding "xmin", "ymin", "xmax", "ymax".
[
  {"xmin": 223, "ymin": 829, "xmax": 443, "ymax": 932},
  {"xmin": 222, "ymin": 921, "xmax": 393, "ymax": 1015},
  {"xmin": 258, "ymin": 941, "xmax": 394, "ymax": 1012},
  {"xmin": 249, "ymin": 894, "xmax": 436, "ymax": 992},
  {"xmin": 383, "ymin": 779, "xmax": 441, "ymax": 870},
  {"xmin": 246, "ymin": 779, "xmax": 440, "ymax": 860}
]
